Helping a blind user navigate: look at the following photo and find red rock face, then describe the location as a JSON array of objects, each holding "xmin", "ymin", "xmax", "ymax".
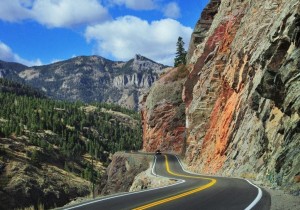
[
  {"xmin": 141, "ymin": 67, "xmax": 187, "ymax": 154},
  {"xmin": 143, "ymin": 0, "xmax": 300, "ymax": 192},
  {"xmin": 184, "ymin": 9, "xmax": 245, "ymax": 173},
  {"xmin": 141, "ymin": 102, "xmax": 185, "ymax": 153},
  {"xmin": 182, "ymin": 0, "xmax": 300, "ymax": 193},
  {"xmin": 200, "ymin": 82, "xmax": 238, "ymax": 173},
  {"xmin": 183, "ymin": 20, "xmax": 228, "ymax": 108}
]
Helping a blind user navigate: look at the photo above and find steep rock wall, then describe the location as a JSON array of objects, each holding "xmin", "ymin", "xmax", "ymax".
[
  {"xmin": 141, "ymin": 67, "xmax": 187, "ymax": 153},
  {"xmin": 184, "ymin": 0, "xmax": 300, "ymax": 193},
  {"xmin": 141, "ymin": 0, "xmax": 300, "ymax": 193}
]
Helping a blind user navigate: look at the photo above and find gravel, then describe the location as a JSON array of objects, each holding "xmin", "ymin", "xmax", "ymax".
[{"xmin": 264, "ymin": 187, "xmax": 300, "ymax": 210}]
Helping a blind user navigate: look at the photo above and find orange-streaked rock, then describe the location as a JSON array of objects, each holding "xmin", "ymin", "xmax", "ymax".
[
  {"xmin": 182, "ymin": 0, "xmax": 300, "ymax": 194},
  {"xmin": 141, "ymin": 67, "xmax": 187, "ymax": 154},
  {"xmin": 143, "ymin": 0, "xmax": 300, "ymax": 193}
]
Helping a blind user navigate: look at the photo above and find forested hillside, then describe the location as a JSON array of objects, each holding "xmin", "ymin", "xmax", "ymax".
[
  {"xmin": 0, "ymin": 91, "xmax": 141, "ymax": 157},
  {"xmin": 0, "ymin": 78, "xmax": 45, "ymax": 98},
  {"xmin": 0, "ymin": 78, "xmax": 142, "ymax": 209}
]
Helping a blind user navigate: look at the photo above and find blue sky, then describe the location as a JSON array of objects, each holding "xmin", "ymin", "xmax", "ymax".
[{"xmin": 0, "ymin": 0, "xmax": 209, "ymax": 66}]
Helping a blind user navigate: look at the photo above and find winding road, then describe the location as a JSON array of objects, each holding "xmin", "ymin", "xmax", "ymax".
[{"xmin": 62, "ymin": 154, "xmax": 271, "ymax": 210}]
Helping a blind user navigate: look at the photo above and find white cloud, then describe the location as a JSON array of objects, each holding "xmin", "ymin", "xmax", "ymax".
[
  {"xmin": 32, "ymin": 0, "xmax": 110, "ymax": 27},
  {"xmin": 0, "ymin": 41, "xmax": 42, "ymax": 66},
  {"xmin": 0, "ymin": 0, "xmax": 30, "ymax": 22},
  {"xmin": 85, "ymin": 16, "xmax": 192, "ymax": 65},
  {"xmin": 108, "ymin": 0, "xmax": 156, "ymax": 10},
  {"xmin": 163, "ymin": 2, "xmax": 181, "ymax": 19},
  {"xmin": 0, "ymin": 0, "xmax": 110, "ymax": 27}
]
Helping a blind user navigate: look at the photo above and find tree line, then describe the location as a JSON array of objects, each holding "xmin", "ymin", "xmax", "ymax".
[{"xmin": 0, "ymin": 91, "xmax": 142, "ymax": 159}]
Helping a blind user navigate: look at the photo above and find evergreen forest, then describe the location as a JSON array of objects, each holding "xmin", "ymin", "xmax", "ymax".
[{"xmin": 0, "ymin": 78, "xmax": 142, "ymax": 182}]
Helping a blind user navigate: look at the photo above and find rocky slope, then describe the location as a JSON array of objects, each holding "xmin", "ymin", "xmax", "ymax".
[
  {"xmin": 142, "ymin": 0, "xmax": 300, "ymax": 194},
  {"xmin": 99, "ymin": 152, "xmax": 150, "ymax": 195},
  {"xmin": 0, "ymin": 136, "xmax": 92, "ymax": 210},
  {"xmin": 0, "ymin": 55, "xmax": 167, "ymax": 110}
]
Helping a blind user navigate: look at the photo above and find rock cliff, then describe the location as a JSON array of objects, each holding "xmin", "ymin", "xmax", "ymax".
[
  {"xmin": 142, "ymin": 0, "xmax": 300, "ymax": 193},
  {"xmin": 99, "ymin": 152, "xmax": 150, "ymax": 195},
  {"xmin": 141, "ymin": 66, "xmax": 187, "ymax": 153}
]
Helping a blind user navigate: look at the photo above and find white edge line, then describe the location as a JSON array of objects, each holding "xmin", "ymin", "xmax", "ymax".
[
  {"xmin": 174, "ymin": 155, "xmax": 263, "ymax": 210},
  {"xmin": 244, "ymin": 180, "xmax": 263, "ymax": 210},
  {"xmin": 151, "ymin": 156, "xmax": 157, "ymax": 175},
  {"xmin": 63, "ymin": 155, "xmax": 185, "ymax": 210}
]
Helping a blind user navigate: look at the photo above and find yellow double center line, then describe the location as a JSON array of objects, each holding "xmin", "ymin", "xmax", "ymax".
[{"xmin": 133, "ymin": 155, "xmax": 217, "ymax": 210}]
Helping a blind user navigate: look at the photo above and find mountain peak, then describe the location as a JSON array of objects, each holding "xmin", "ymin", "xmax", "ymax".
[
  {"xmin": 133, "ymin": 54, "xmax": 163, "ymax": 65},
  {"xmin": 134, "ymin": 54, "xmax": 147, "ymax": 61}
]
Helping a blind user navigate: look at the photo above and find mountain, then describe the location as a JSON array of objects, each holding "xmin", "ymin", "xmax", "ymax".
[
  {"xmin": 0, "ymin": 60, "xmax": 27, "ymax": 83},
  {"xmin": 0, "ymin": 60, "xmax": 27, "ymax": 73},
  {"xmin": 0, "ymin": 55, "xmax": 168, "ymax": 110},
  {"xmin": 141, "ymin": 0, "xmax": 300, "ymax": 195}
]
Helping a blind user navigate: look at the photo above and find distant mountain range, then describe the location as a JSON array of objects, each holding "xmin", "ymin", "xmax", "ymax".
[{"xmin": 0, "ymin": 55, "xmax": 169, "ymax": 110}]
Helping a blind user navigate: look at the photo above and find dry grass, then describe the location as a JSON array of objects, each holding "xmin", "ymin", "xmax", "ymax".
[
  {"xmin": 81, "ymin": 105, "xmax": 98, "ymax": 113},
  {"xmin": 0, "ymin": 138, "xmax": 91, "ymax": 209},
  {"xmin": 15, "ymin": 203, "xmax": 44, "ymax": 210}
]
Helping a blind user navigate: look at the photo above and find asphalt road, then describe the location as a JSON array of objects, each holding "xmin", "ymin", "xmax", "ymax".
[{"xmin": 62, "ymin": 154, "xmax": 270, "ymax": 210}]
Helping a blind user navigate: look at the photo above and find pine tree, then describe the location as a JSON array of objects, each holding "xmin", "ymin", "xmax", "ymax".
[{"xmin": 174, "ymin": 36, "xmax": 187, "ymax": 67}]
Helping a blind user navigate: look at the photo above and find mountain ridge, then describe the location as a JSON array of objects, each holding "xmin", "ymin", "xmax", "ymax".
[{"xmin": 0, "ymin": 54, "xmax": 169, "ymax": 110}]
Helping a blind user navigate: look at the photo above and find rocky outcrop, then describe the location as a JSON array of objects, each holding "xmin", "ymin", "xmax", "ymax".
[
  {"xmin": 142, "ymin": 0, "xmax": 300, "ymax": 193},
  {"xmin": 141, "ymin": 67, "xmax": 187, "ymax": 153},
  {"xmin": 99, "ymin": 152, "xmax": 150, "ymax": 195},
  {"xmin": 1, "ymin": 54, "xmax": 167, "ymax": 110},
  {"xmin": 100, "ymin": 152, "xmax": 177, "ymax": 195},
  {"xmin": 130, "ymin": 163, "xmax": 177, "ymax": 192}
]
